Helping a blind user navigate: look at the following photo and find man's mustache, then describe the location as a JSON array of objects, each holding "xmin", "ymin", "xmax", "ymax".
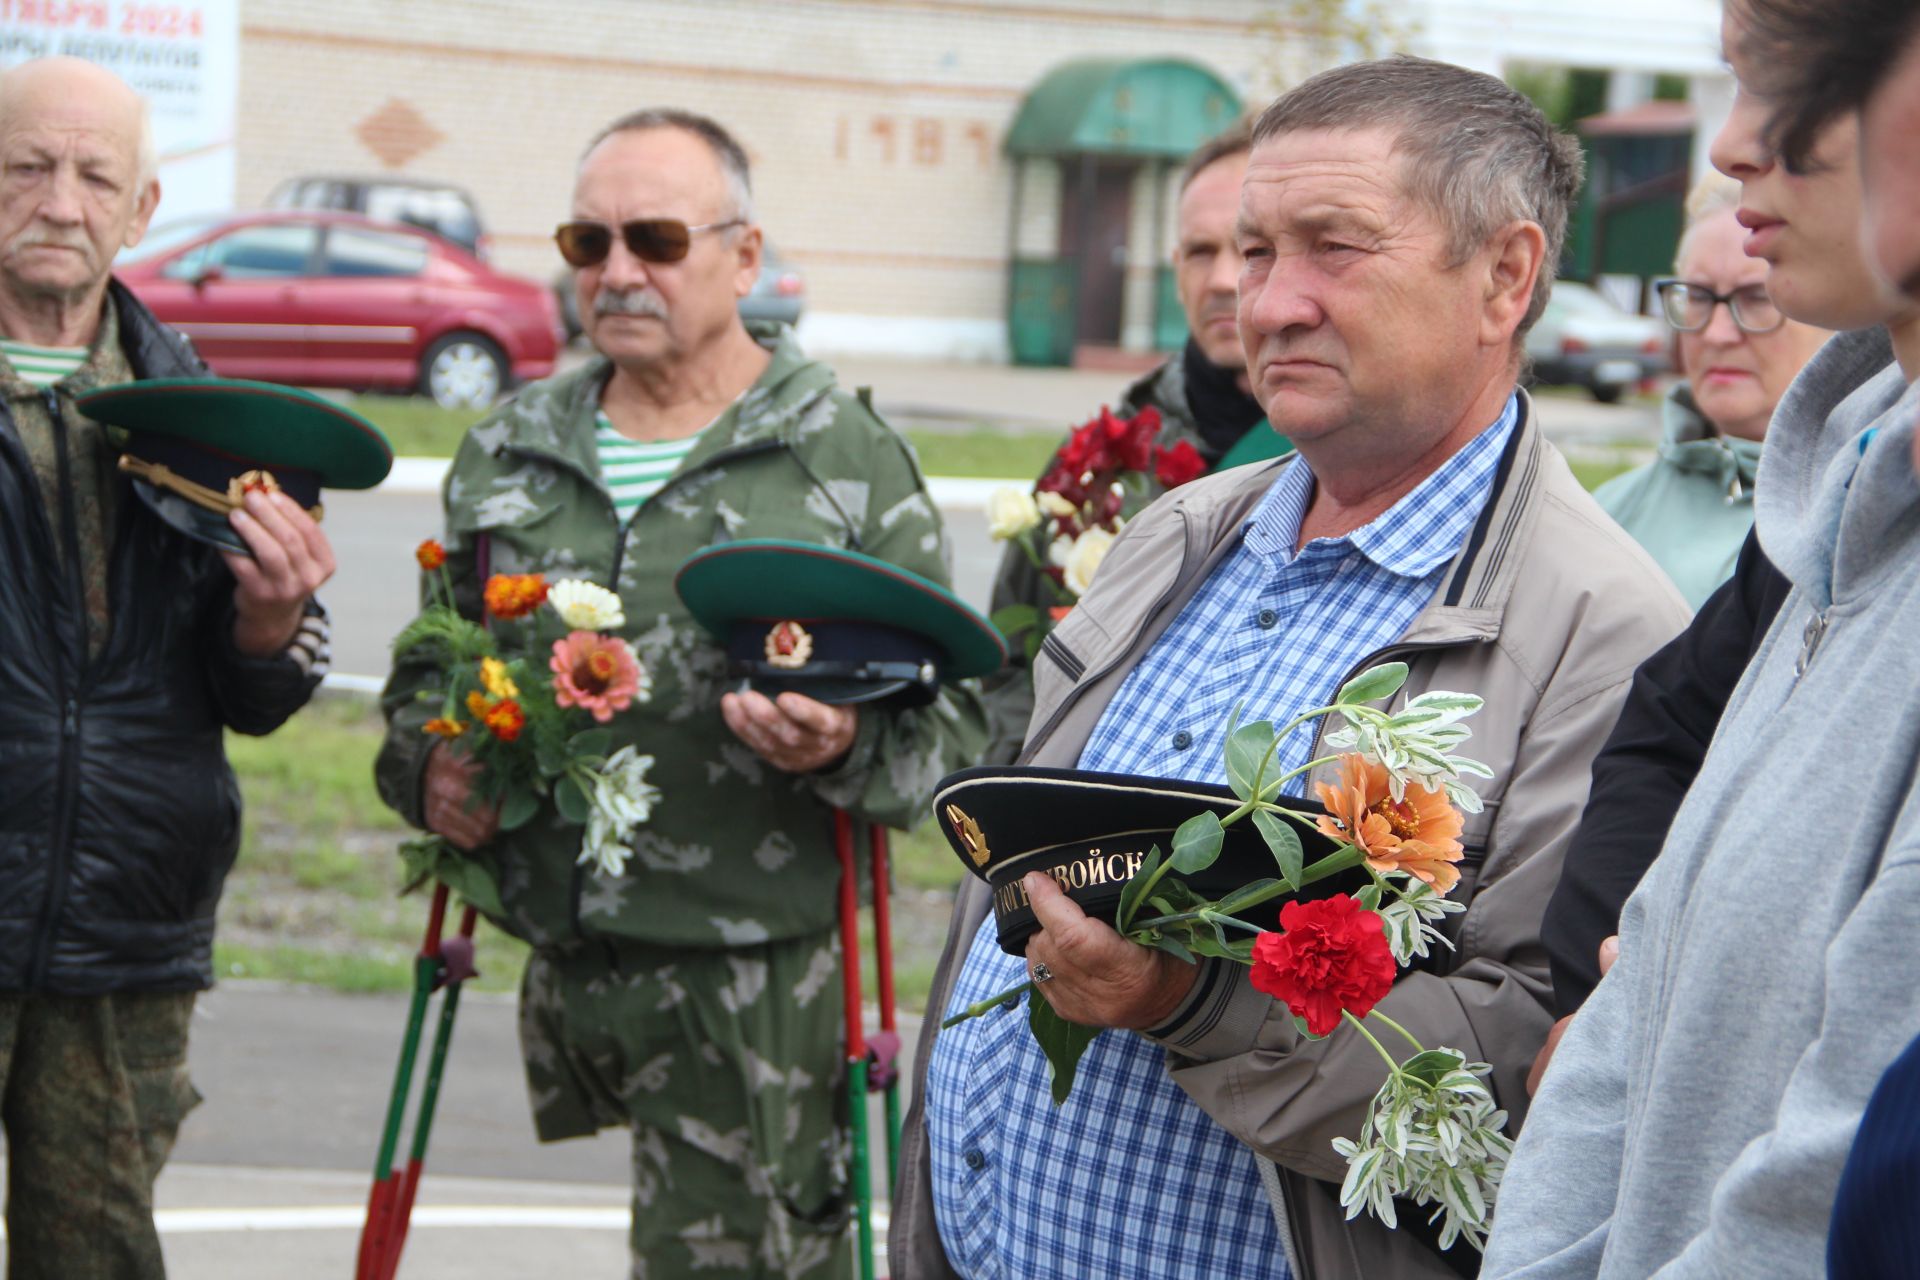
[
  {"xmin": 8, "ymin": 227, "xmax": 92, "ymax": 258},
  {"xmin": 594, "ymin": 288, "xmax": 668, "ymax": 319}
]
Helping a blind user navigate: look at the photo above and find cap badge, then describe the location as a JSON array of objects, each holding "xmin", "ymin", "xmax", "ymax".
[
  {"xmin": 764, "ymin": 620, "xmax": 813, "ymax": 670},
  {"xmin": 226, "ymin": 468, "xmax": 283, "ymax": 506},
  {"xmin": 946, "ymin": 803, "xmax": 990, "ymax": 868}
]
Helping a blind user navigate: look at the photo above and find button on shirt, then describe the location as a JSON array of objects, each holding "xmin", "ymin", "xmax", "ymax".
[{"xmin": 924, "ymin": 395, "xmax": 1519, "ymax": 1280}]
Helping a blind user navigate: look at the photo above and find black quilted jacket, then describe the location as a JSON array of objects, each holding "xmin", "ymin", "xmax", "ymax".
[{"xmin": 0, "ymin": 282, "xmax": 319, "ymax": 995}]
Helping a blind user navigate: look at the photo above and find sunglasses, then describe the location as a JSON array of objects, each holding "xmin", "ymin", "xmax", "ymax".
[
  {"xmin": 553, "ymin": 218, "xmax": 744, "ymax": 268},
  {"xmin": 1653, "ymin": 278, "xmax": 1785, "ymax": 335}
]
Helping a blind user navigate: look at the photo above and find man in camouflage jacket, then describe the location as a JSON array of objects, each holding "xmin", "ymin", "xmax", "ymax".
[
  {"xmin": 375, "ymin": 110, "xmax": 987, "ymax": 1279},
  {"xmin": 981, "ymin": 122, "xmax": 1287, "ymax": 761}
]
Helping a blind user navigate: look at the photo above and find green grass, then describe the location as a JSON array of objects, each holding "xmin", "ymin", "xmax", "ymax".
[
  {"xmin": 1569, "ymin": 456, "xmax": 1640, "ymax": 491},
  {"xmin": 350, "ymin": 395, "xmax": 487, "ymax": 457},
  {"xmin": 903, "ymin": 429, "xmax": 1057, "ymax": 480}
]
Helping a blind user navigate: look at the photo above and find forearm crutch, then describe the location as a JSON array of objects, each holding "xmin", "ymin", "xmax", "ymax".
[
  {"xmin": 834, "ymin": 809, "xmax": 878, "ymax": 1280},
  {"xmin": 356, "ymin": 883, "xmax": 480, "ymax": 1280}
]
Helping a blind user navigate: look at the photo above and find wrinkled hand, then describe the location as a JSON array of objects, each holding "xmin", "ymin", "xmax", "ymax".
[
  {"xmin": 1024, "ymin": 871, "xmax": 1198, "ymax": 1030},
  {"xmin": 720, "ymin": 689, "xmax": 857, "ymax": 773},
  {"xmin": 423, "ymin": 743, "xmax": 499, "ymax": 851},
  {"xmin": 223, "ymin": 489, "xmax": 336, "ymax": 657},
  {"xmin": 1527, "ymin": 934, "xmax": 1619, "ymax": 1096}
]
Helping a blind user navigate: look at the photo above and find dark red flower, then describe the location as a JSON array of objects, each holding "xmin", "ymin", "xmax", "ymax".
[
  {"xmin": 1249, "ymin": 894, "xmax": 1397, "ymax": 1036},
  {"xmin": 1117, "ymin": 406, "xmax": 1159, "ymax": 472},
  {"xmin": 1154, "ymin": 440, "xmax": 1207, "ymax": 489}
]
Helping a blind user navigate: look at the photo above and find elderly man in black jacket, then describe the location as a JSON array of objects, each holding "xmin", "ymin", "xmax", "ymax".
[{"xmin": 0, "ymin": 57, "xmax": 333, "ymax": 1277}]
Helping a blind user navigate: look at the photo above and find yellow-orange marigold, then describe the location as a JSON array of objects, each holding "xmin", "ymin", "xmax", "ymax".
[
  {"xmin": 415, "ymin": 539, "xmax": 446, "ymax": 571},
  {"xmin": 466, "ymin": 690, "xmax": 490, "ymax": 719},
  {"xmin": 1315, "ymin": 754, "xmax": 1465, "ymax": 893},
  {"xmin": 481, "ymin": 698, "xmax": 526, "ymax": 742},
  {"xmin": 484, "ymin": 573, "xmax": 549, "ymax": 620},
  {"xmin": 422, "ymin": 716, "xmax": 465, "ymax": 738}
]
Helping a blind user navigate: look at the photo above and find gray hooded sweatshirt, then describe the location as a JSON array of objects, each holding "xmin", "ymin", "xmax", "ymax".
[{"xmin": 1482, "ymin": 327, "xmax": 1920, "ymax": 1278}]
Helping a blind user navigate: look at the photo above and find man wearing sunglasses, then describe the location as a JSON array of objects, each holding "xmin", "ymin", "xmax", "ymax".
[{"xmin": 376, "ymin": 108, "xmax": 988, "ymax": 1280}]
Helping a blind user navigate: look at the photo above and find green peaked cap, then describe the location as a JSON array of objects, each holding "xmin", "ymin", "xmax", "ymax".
[
  {"xmin": 76, "ymin": 377, "xmax": 393, "ymax": 553},
  {"xmin": 675, "ymin": 539, "xmax": 1006, "ymax": 704},
  {"xmin": 78, "ymin": 378, "xmax": 394, "ymax": 489}
]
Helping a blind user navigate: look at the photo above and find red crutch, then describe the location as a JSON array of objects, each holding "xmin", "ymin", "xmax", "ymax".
[{"xmin": 356, "ymin": 884, "xmax": 479, "ymax": 1280}]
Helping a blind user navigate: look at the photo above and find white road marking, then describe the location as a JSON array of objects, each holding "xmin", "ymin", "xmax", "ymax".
[{"xmin": 2, "ymin": 1203, "xmax": 893, "ymax": 1238}]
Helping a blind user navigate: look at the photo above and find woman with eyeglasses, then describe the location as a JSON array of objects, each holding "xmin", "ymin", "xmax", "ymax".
[{"xmin": 1589, "ymin": 176, "xmax": 1830, "ymax": 607}]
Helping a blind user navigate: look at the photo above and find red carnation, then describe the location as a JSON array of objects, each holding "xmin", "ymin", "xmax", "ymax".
[
  {"xmin": 1249, "ymin": 894, "xmax": 1397, "ymax": 1036},
  {"xmin": 1117, "ymin": 406, "xmax": 1159, "ymax": 472},
  {"xmin": 1154, "ymin": 440, "xmax": 1206, "ymax": 489}
]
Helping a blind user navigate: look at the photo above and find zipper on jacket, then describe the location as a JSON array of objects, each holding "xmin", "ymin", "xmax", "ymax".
[
  {"xmin": 30, "ymin": 389, "xmax": 88, "ymax": 989},
  {"xmin": 1795, "ymin": 608, "xmax": 1828, "ymax": 677}
]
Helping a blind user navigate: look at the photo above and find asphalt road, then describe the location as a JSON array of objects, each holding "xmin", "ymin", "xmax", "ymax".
[{"xmin": 0, "ymin": 983, "xmax": 919, "ymax": 1277}]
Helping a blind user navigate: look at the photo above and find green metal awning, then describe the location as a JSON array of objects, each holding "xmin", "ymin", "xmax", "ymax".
[{"xmin": 1006, "ymin": 58, "xmax": 1242, "ymax": 159}]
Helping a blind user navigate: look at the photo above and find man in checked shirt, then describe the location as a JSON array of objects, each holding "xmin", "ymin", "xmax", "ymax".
[{"xmin": 890, "ymin": 56, "xmax": 1691, "ymax": 1280}]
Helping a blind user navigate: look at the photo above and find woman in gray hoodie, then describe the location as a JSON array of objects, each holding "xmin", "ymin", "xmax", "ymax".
[{"xmin": 1481, "ymin": 2, "xmax": 1920, "ymax": 1276}]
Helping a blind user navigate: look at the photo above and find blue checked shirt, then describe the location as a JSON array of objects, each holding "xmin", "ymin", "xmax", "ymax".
[{"xmin": 924, "ymin": 396, "xmax": 1518, "ymax": 1279}]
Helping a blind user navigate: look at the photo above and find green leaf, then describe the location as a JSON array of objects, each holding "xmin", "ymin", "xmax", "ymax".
[
  {"xmin": 1291, "ymin": 1013, "xmax": 1328, "ymax": 1041},
  {"xmin": 554, "ymin": 775, "xmax": 591, "ymax": 825},
  {"xmin": 1224, "ymin": 720, "xmax": 1278, "ymax": 801},
  {"xmin": 1168, "ymin": 811, "xmax": 1225, "ymax": 873},
  {"xmin": 1252, "ymin": 810, "xmax": 1304, "ymax": 889},
  {"xmin": 397, "ymin": 835, "xmax": 506, "ymax": 921},
  {"xmin": 1397, "ymin": 1048, "xmax": 1467, "ymax": 1087},
  {"xmin": 497, "ymin": 787, "xmax": 540, "ymax": 832},
  {"xmin": 1154, "ymin": 934, "xmax": 1196, "ymax": 965},
  {"xmin": 1115, "ymin": 845, "xmax": 1162, "ymax": 932},
  {"xmin": 1357, "ymin": 883, "xmax": 1382, "ymax": 911},
  {"xmin": 989, "ymin": 603, "xmax": 1043, "ymax": 639},
  {"xmin": 1336, "ymin": 662, "xmax": 1409, "ymax": 706},
  {"xmin": 1215, "ymin": 878, "xmax": 1284, "ymax": 916},
  {"xmin": 1029, "ymin": 992, "xmax": 1102, "ymax": 1105},
  {"xmin": 568, "ymin": 728, "xmax": 614, "ymax": 760}
]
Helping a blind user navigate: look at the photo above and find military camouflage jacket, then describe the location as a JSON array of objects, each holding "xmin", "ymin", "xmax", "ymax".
[
  {"xmin": 375, "ymin": 326, "xmax": 989, "ymax": 949},
  {"xmin": 979, "ymin": 357, "xmax": 1227, "ymax": 763}
]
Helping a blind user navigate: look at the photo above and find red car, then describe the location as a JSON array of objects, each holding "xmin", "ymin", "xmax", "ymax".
[{"xmin": 119, "ymin": 211, "xmax": 561, "ymax": 408}]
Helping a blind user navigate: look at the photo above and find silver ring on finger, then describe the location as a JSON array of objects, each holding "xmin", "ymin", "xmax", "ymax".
[{"xmin": 1031, "ymin": 962, "xmax": 1054, "ymax": 984}]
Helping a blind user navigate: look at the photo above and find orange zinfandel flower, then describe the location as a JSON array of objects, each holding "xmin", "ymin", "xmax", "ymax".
[
  {"xmin": 1315, "ymin": 754, "xmax": 1465, "ymax": 893},
  {"xmin": 481, "ymin": 697, "xmax": 526, "ymax": 743},
  {"xmin": 484, "ymin": 573, "xmax": 549, "ymax": 620},
  {"xmin": 415, "ymin": 539, "xmax": 446, "ymax": 571}
]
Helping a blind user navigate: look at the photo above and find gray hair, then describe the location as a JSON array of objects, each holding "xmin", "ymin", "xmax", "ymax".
[
  {"xmin": 1674, "ymin": 173, "xmax": 1742, "ymax": 271},
  {"xmin": 1251, "ymin": 55, "xmax": 1585, "ymax": 337},
  {"xmin": 582, "ymin": 107, "xmax": 754, "ymax": 223}
]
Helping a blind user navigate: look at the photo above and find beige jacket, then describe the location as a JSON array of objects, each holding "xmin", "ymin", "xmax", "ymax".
[{"xmin": 890, "ymin": 397, "xmax": 1691, "ymax": 1280}]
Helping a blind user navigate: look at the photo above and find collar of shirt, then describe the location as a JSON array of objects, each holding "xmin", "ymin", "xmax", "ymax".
[{"xmin": 1241, "ymin": 392, "xmax": 1520, "ymax": 579}]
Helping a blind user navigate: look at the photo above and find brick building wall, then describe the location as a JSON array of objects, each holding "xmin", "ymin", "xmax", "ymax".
[{"xmin": 236, "ymin": 0, "xmax": 1281, "ymax": 359}]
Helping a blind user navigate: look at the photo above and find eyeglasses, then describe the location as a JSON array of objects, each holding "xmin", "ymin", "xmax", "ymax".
[
  {"xmin": 1653, "ymin": 278, "xmax": 1785, "ymax": 335},
  {"xmin": 553, "ymin": 218, "xmax": 745, "ymax": 268}
]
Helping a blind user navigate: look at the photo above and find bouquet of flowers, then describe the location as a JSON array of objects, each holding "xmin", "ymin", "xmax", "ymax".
[
  {"xmin": 393, "ymin": 540, "xmax": 662, "ymax": 910},
  {"xmin": 942, "ymin": 663, "xmax": 1509, "ymax": 1251},
  {"xmin": 987, "ymin": 405, "xmax": 1206, "ymax": 655}
]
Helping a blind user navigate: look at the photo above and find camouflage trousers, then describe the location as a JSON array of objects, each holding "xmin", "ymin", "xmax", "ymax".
[
  {"xmin": 520, "ymin": 931, "xmax": 851, "ymax": 1280},
  {"xmin": 0, "ymin": 991, "xmax": 200, "ymax": 1280}
]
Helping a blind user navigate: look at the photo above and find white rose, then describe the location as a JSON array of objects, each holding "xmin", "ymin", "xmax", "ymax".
[
  {"xmin": 547, "ymin": 579, "xmax": 626, "ymax": 631},
  {"xmin": 986, "ymin": 487, "xmax": 1042, "ymax": 541},
  {"xmin": 1046, "ymin": 533, "xmax": 1074, "ymax": 569},
  {"xmin": 1063, "ymin": 526, "xmax": 1118, "ymax": 597},
  {"xmin": 1036, "ymin": 490, "xmax": 1078, "ymax": 520}
]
